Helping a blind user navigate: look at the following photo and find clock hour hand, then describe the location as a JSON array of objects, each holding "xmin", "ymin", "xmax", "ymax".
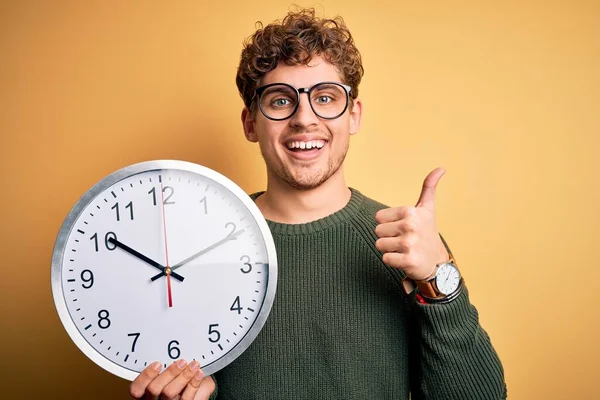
[
  {"xmin": 108, "ymin": 238, "xmax": 185, "ymax": 282},
  {"xmin": 149, "ymin": 229, "xmax": 245, "ymax": 282}
]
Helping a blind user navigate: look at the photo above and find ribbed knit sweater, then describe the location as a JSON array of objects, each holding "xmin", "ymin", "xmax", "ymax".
[{"xmin": 213, "ymin": 188, "xmax": 506, "ymax": 399}]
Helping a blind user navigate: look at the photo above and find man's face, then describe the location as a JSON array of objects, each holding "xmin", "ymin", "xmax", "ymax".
[{"xmin": 242, "ymin": 55, "xmax": 362, "ymax": 190}]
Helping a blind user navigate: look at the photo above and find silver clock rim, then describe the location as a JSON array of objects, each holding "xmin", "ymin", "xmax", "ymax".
[{"xmin": 51, "ymin": 159, "xmax": 278, "ymax": 381}]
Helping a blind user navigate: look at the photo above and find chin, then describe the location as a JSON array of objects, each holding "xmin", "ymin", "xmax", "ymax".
[
  {"xmin": 266, "ymin": 151, "xmax": 347, "ymax": 190},
  {"xmin": 281, "ymin": 167, "xmax": 334, "ymax": 191},
  {"xmin": 285, "ymin": 178, "xmax": 326, "ymax": 191}
]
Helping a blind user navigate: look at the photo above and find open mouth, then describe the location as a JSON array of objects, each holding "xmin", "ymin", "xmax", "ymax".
[
  {"xmin": 283, "ymin": 139, "xmax": 327, "ymax": 161},
  {"xmin": 284, "ymin": 139, "xmax": 327, "ymax": 153}
]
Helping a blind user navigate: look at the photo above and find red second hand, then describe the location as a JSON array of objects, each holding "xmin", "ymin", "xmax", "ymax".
[
  {"xmin": 166, "ymin": 271, "xmax": 173, "ymax": 308},
  {"xmin": 160, "ymin": 182, "xmax": 173, "ymax": 308}
]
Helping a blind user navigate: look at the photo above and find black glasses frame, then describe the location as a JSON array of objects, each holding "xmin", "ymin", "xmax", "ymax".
[{"xmin": 254, "ymin": 81, "xmax": 352, "ymax": 121}]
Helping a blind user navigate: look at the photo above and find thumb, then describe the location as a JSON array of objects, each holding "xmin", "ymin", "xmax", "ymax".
[{"xmin": 415, "ymin": 167, "xmax": 446, "ymax": 210}]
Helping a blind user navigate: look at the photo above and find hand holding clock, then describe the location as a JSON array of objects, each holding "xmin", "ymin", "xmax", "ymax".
[{"xmin": 129, "ymin": 359, "xmax": 215, "ymax": 399}]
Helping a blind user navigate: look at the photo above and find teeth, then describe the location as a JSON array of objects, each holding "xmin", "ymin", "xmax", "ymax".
[{"xmin": 286, "ymin": 140, "xmax": 326, "ymax": 149}]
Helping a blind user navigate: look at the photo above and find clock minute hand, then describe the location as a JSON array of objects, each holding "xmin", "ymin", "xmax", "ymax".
[
  {"xmin": 172, "ymin": 229, "xmax": 246, "ymax": 270},
  {"xmin": 149, "ymin": 229, "xmax": 245, "ymax": 282},
  {"xmin": 108, "ymin": 238, "xmax": 185, "ymax": 282}
]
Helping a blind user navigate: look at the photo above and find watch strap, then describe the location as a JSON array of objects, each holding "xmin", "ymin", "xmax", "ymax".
[{"xmin": 416, "ymin": 278, "xmax": 440, "ymax": 298}]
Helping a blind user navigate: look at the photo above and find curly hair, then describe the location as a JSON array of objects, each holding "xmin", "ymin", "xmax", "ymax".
[{"xmin": 236, "ymin": 8, "xmax": 364, "ymax": 113}]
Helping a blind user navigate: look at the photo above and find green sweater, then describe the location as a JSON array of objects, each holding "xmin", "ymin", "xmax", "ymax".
[{"xmin": 213, "ymin": 188, "xmax": 506, "ymax": 399}]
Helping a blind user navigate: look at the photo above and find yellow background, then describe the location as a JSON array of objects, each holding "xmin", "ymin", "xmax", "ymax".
[{"xmin": 1, "ymin": 1, "xmax": 598, "ymax": 398}]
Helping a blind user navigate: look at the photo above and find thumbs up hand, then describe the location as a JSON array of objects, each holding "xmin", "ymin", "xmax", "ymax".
[{"xmin": 375, "ymin": 168, "xmax": 450, "ymax": 281}]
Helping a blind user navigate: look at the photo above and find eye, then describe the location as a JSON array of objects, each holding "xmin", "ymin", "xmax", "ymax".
[
  {"xmin": 314, "ymin": 96, "xmax": 332, "ymax": 104},
  {"xmin": 272, "ymin": 98, "xmax": 292, "ymax": 107}
]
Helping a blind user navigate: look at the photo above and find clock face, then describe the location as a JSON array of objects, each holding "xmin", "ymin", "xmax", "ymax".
[
  {"xmin": 435, "ymin": 263, "xmax": 460, "ymax": 295},
  {"xmin": 51, "ymin": 160, "xmax": 277, "ymax": 380}
]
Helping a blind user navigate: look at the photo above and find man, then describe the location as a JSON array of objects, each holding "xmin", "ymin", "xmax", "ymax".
[{"xmin": 130, "ymin": 8, "xmax": 506, "ymax": 400}]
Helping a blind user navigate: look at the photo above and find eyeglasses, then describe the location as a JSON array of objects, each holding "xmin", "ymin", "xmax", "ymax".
[{"xmin": 254, "ymin": 81, "xmax": 352, "ymax": 121}]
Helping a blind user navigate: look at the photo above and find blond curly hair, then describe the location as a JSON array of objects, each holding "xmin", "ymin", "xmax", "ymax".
[{"xmin": 236, "ymin": 8, "xmax": 364, "ymax": 112}]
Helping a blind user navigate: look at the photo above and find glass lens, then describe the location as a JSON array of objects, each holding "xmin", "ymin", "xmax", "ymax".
[
  {"xmin": 260, "ymin": 85, "xmax": 298, "ymax": 120},
  {"xmin": 310, "ymin": 83, "xmax": 348, "ymax": 119}
]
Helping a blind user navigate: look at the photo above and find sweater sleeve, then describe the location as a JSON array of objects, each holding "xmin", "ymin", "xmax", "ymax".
[
  {"xmin": 353, "ymin": 200, "xmax": 507, "ymax": 399},
  {"xmin": 408, "ymin": 285, "xmax": 507, "ymax": 400},
  {"xmin": 404, "ymin": 233, "xmax": 507, "ymax": 399}
]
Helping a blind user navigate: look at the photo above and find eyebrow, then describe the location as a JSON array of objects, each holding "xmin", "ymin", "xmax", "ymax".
[
  {"xmin": 264, "ymin": 86, "xmax": 296, "ymax": 95},
  {"xmin": 311, "ymin": 83, "xmax": 342, "ymax": 91}
]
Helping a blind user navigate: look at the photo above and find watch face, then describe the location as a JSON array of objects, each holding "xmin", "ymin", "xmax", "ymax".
[
  {"xmin": 435, "ymin": 263, "xmax": 460, "ymax": 295},
  {"xmin": 51, "ymin": 160, "xmax": 277, "ymax": 380}
]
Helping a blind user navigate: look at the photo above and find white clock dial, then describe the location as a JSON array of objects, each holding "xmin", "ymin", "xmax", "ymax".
[
  {"xmin": 51, "ymin": 160, "xmax": 277, "ymax": 381},
  {"xmin": 435, "ymin": 263, "xmax": 460, "ymax": 295}
]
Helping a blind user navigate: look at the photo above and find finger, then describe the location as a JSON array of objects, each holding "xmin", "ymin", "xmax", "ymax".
[
  {"xmin": 162, "ymin": 361, "xmax": 200, "ymax": 400},
  {"xmin": 375, "ymin": 206, "xmax": 413, "ymax": 224},
  {"xmin": 381, "ymin": 251, "xmax": 412, "ymax": 270},
  {"xmin": 375, "ymin": 236, "xmax": 413, "ymax": 254},
  {"xmin": 195, "ymin": 376, "xmax": 217, "ymax": 400},
  {"xmin": 129, "ymin": 361, "xmax": 162, "ymax": 398},
  {"xmin": 415, "ymin": 167, "xmax": 445, "ymax": 210},
  {"xmin": 375, "ymin": 219, "xmax": 417, "ymax": 238},
  {"xmin": 145, "ymin": 359, "xmax": 188, "ymax": 399},
  {"xmin": 179, "ymin": 370, "xmax": 203, "ymax": 400},
  {"xmin": 180, "ymin": 368, "xmax": 207, "ymax": 400}
]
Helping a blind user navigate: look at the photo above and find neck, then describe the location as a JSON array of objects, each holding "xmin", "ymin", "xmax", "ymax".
[{"xmin": 256, "ymin": 167, "xmax": 351, "ymax": 224}]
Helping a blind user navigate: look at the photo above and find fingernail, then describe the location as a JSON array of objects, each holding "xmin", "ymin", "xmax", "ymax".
[
  {"xmin": 190, "ymin": 361, "xmax": 200, "ymax": 371},
  {"xmin": 177, "ymin": 359, "xmax": 187, "ymax": 368},
  {"xmin": 152, "ymin": 361, "xmax": 161, "ymax": 371},
  {"xmin": 195, "ymin": 370, "xmax": 203, "ymax": 380}
]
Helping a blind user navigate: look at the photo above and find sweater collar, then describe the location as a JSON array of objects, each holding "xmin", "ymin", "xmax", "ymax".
[{"xmin": 249, "ymin": 188, "xmax": 365, "ymax": 235}]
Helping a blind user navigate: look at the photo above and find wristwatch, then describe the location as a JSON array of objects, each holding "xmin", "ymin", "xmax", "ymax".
[{"xmin": 401, "ymin": 255, "xmax": 464, "ymax": 303}]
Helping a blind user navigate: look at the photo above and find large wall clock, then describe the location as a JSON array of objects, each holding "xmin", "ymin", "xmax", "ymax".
[{"xmin": 51, "ymin": 160, "xmax": 277, "ymax": 380}]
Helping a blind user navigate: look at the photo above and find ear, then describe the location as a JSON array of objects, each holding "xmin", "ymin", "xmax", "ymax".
[
  {"xmin": 241, "ymin": 107, "xmax": 258, "ymax": 142},
  {"xmin": 349, "ymin": 98, "xmax": 363, "ymax": 135}
]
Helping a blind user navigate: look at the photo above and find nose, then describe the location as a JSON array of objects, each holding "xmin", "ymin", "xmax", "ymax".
[{"xmin": 289, "ymin": 93, "xmax": 319, "ymax": 128}]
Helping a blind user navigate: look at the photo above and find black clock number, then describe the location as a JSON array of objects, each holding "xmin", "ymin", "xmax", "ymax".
[
  {"xmin": 98, "ymin": 310, "xmax": 111, "ymax": 329},
  {"xmin": 148, "ymin": 187, "xmax": 156, "ymax": 206},
  {"xmin": 230, "ymin": 296, "xmax": 242, "ymax": 314},
  {"xmin": 149, "ymin": 186, "xmax": 175, "ymax": 206},
  {"xmin": 208, "ymin": 324, "xmax": 221, "ymax": 343},
  {"xmin": 111, "ymin": 201, "xmax": 134, "ymax": 221},
  {"xmin": 105, "ymin": 232, "xmax": 117, "ymax": 250},
  {"xmin": 81, "ymin": 269, "xmax": 94, "ymax": 289},
  {"xmin": 90, "ymin": 232, "xmax": 117, "ymax": 252},
  {"xmin": 125, "ymin": 201, "xmax": 134, "ymax": 220},
  {"xmin": 168, "ymin": 340, "xmax": 180, "ymax": 359},
  {"xmin": 111, "ymin": 203, "xmax": 119, "ymax": 221},
  {"xmin": 90, "ymin": 233, "xmax": 98, "ymax": 251},
  {"xmin": 128, "ymin": 332, "xmax": 140, "ymax": 352},
  {"xmin": 240, "ymin": 255, "xmax": 252, "ymax": 274}
]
